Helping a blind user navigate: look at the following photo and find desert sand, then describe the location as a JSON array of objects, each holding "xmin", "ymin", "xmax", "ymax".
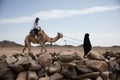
[{"xmin": 0, "ymin": 46, "xmax": 120, "ymax": 58}]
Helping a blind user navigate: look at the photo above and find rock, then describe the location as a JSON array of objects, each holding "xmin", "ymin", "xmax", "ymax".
[
  {"xmin": 8, "ymin": 57, "xmax": 32, "ymax": 72},
  {"xmin": 14, "ymin": 57, "xmax": 32, "ymax": 66},
  {"xmin": 50, "ymin": 53, "xmax": 59, "ymax": 61},
  {"xmin": 103, "ymin": 51, "xmax": 115, "ymax": 60},
  {"xmin": 76, "ymin": 64, "xmax": 93, "ymax": 74},
  {"xmin": 28, "ymin": 71, "xmax": 38, "ymax": 80},
  {"xmin": 86, "ymin": 60, "xmax": 108, "ymax": 72},
  {"xmin": 50, "ymin": 73, "xmax": 63, "ymax": 80},
  {"xmin": 109, "ymin": 59, "xmax": 120, "ymax": 72},
  {"xmin": 37, "ymin": 69, "xmax": 45, "ymax": 78},
  {"xmin": 47, "ymin": 61, "xmax": 61, "ymax": 74},
  {"xmin": 100, "ymin": 72, "xmax": 110, "ymax": 80},
  {"xmin": 77, "ymin": 72, "xmax": 100, "ymax": 80},
  {"xmin": 39, "ymin": 76, "xmax": 50, "ymax": 80},
  {"xmin": 16, "ymin": 71, "xmax": 27, "ymax": 80},
  {"xmin": 82, "ymin": 78, "xmax": 92, "ymax": 80},
  {"xmin": 116, "ymin": 52, "xmax": 120, "ymax": 59},
  {"xmin": 8, "ymin": 64, "xmax": 25, "ymax": 73},
  {"xmin": 0, "ymin": 59, "xmax": 8, "ymax": 71},
  {"xmin": 28, "ymin": 52, "xmax": 36, "ymax": 60},
  {"xmin": 117, "ymin": 74, "xmax": 120, "ymax": 80},
  {"xmin": 109, "ymin": 57, "xmax": 116, "ymax": 62},
  {"xmin": 29, "ymin": 60, "xmax": 42, "ymax": 71},
  {"xmin": 37, "ymin": 54, "xmax": 52, "ymax": 67},
  {"xmin": 96, "ymin": 76, "xmax": 103, "ymax": 80},
  {"xmin": 12, "ymin": 53, "xmax": 23, "ymax": 58},
  {"xmin": 58, "ymin": 53, "xmax": 77, "ymax": 63},
  {"xmin": 75, "ymin": 60, "xmax": 93, "ymax": 74},
  {"xmin": 87, "ymin": 51, "xmax": 106, "ymax": 61},
  {"xmin": 75, "ymin": 60, "xmax": 85, "ymax": 65},
  {"xmin": 109, "ymin": 72, "xmax": 117, "ymax": 80},
  {"xmin": 0, "ymin": 55, "xmax": 7, "ymax": 61},
  {"xmin": 117, "ymin": 59, "xmax": 120, "ymax": 64},
  {"xmin": 0, "ymin": 67, "xmax": 16, "ymax": 80},
  {"xmin": 1, "ymin": 51, "xmax": 120, "ymax": 80},
  {"xmin": 61, "ymin": 65, "xmax": 77, "ymax": 79},
  {"xmin": 6, "ymin": 56, "xmax": 17, "ymax": 64}
]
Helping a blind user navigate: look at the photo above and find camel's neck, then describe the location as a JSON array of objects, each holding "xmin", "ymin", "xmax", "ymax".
[
  {"xmin": 51, "ymin": 34, "xmax": 60, "ymax": 43},
  {"xmin": 41, "ymin": 32, "xmax": 60, "ymax": 43}
]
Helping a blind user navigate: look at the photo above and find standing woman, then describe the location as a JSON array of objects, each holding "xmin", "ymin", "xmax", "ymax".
[{"xmin": 83, "ymin": 33, "xmax": 92, "ymax": 57}]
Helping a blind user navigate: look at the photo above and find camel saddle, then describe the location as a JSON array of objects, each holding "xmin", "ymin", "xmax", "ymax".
[{"xmin": 30, "ymin": 29, "xmax": 36, "ymax": 37}]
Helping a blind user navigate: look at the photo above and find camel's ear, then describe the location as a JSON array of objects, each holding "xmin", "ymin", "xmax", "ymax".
[{"xmin": 57, "ymin": 32, "xmax": 63, "ymax": 38}]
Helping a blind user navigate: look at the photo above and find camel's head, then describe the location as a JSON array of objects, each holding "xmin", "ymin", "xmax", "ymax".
[{"xmin": 57, "ymin": 32, "xmax": 63, "ymax": 38}]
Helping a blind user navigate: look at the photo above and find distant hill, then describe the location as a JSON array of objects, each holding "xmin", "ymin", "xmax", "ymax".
[
  {"xmin": 0, "ymin": 40, "xmax": 23, "ymax": 47},
  {"xmin": 0, "ymin": 40, "xmax": 119, "ymax": 48},
  {"xmin": 36, "ymin": 44, "xmax": 75, "ymax": 47}
]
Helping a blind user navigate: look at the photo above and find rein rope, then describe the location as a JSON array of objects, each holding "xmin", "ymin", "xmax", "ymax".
[{"xmin": 62, "ymin": 35, "xmax": 83, "ymax": 45}]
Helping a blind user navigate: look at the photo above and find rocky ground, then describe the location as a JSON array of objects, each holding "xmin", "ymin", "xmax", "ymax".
[
  {"xmin": 0, "ymin": 46, "xmax": 120, "ymax": 80},
  {"xmin": 0, "ymin": 40, "xmax": 120, "ymax": 80}
]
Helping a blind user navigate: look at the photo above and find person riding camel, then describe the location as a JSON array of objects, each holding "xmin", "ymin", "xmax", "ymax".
[{"xmin": 33, "ymin": 17, "xmax": 41, "ymax": 39}]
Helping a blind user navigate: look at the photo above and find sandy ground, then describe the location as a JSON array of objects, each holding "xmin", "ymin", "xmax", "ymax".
[
  {"xmin": 0, "ymin": 46, "xmax": 83, "ymax": 57},
  {"xmin": 0, "ymin": 46, "xmax": 120, "ymax": 58}
]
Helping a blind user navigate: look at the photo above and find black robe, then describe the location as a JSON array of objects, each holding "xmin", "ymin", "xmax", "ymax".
[{"xmin": 83, "ymin": 33, "xmax": 92, "ymax": 57}]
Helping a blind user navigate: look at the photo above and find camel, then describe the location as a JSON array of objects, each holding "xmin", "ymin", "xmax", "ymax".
[{"xmin": 22, "ymin": 30, "xmax": 63, "ymax": 53}]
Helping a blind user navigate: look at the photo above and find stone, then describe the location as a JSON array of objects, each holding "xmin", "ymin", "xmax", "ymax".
[
  {"xmin": 87, "ymin": 51, "xmax": 106, "ymax": 61},
  {"xmin": 0, "ymin": 67, "xmax": 16, "ymax": 80},
  {"xmin": 6, "ymin": 56, "xmax": 17, "ymax": 64},
  {"xmin": 28, "ymin": 71, "xmax": 38, "ymax": 80},
  {"xmin": 82, "ymin": 78, "xmax": 92, "ymax": 80},
  {"xmin": 16, "ymin": 71, "xmax": 27, "ymax": 80},
  {"xmin": 14, "ymin": 57, "xmax": 32, "ymax": 65},
  {"xmin": 96, "ymin": 76, "xmax": 103, "ymax": 80},
  {"xmin": 47, "ymin": 61, "xmax": 61, "ymax": 74},
  {"xmin": 8, "ymin": 57, "xmax": 32, "ymax": 71},
  {"xmin": 39, "ymin": 77, "xmax": 50, "ymax": 80},
  {"xmin": 0, "ymin": 59, "xmax": 8, "ymax": 71},
  {"xmin": 29, "ymin": 60, "xmax": 42, "ymax": 71},
  {"xmin": 37, "ymin": 54, "xmax": 52, "ymax": 67},
  {"xmin": 75, "ymin": 60, "xmax": 85, "ymax": 65},
  {"xmin": 100, "ymin": 72, "xmax": 110, "ymax": 80},
  {"xmin": 12, "ymin": 53, "xmax": 23, "ymax": 58},
  {"xmin": 109, "ymin": 59, "xmax": 120, "ymax": 72},
  {"xmin": 50, "ymin": 73, "xmax": 63, "ymax": 80},
  {"xmin": 58, "ymin": 53, "xmax": 77, "ymax": 63},
  {"xmin": 76, "ymin": 64, "xmax": 93, "ymax": 74},
  {"xmin": 37, "ymin": 69, "xmax": 45, "ymax": 78},
  {"xmin": 61, "ymin": 65, "xmax": 77, "ymax": 79},
  {"xmin": 109, "ymin": 72, "xmax": 117, "ymax": 80},
  {"xmin": 77, "ymin": 72, "xmax": 100, "ymax": 80},
  {"xmin": 28, "ymin": 52, "xmax": 36, "ymax": 60},
  {"xmin": 117, "ymin": 74, "xmax": 120, "ymax": 80},
  {"xmin": 86, "ymin": 60, "xmax": 108, "ymax": 72},
  {"xmin": 8, "ymin": 64, "xmax": 25, "ymax": 73},
  {"xmin": 0, "ymin": 55, "xmax": 7, "ymax": 61}
]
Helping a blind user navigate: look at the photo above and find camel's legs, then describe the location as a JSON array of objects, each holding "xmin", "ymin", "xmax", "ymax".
[
  {"xmin": 24, "ymin": 39, "xmax": 31, "ymax": 53},
  {"xmin": 22, "ymin": 41, "xmax": 27, "ymax": 53},
  {"xmin": 41, "ymin": 44, "xmax": 47, "ymax": 52},
  {"xmin": 43, "ymin": 44, "xmax": 47, "ymax": 52},
  {"xmin": 22, "ymin": 45, "xmax": 27, "ymax": 53},
  {"xmin": 41, "ymin": 44, "xmax": 44, "ymax": 52},
  {"xmin": 27, "ymin": 42, "xmax": 31, "ymax": 53},
  {"xmin": 44, "ymin": 47, "xmax": 47, "ymax": 52}
]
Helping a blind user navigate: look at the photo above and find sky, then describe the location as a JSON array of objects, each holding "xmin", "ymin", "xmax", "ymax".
[{"xmin": 0, "ymin": 0, "xmax": 120, "ymax": 47}]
